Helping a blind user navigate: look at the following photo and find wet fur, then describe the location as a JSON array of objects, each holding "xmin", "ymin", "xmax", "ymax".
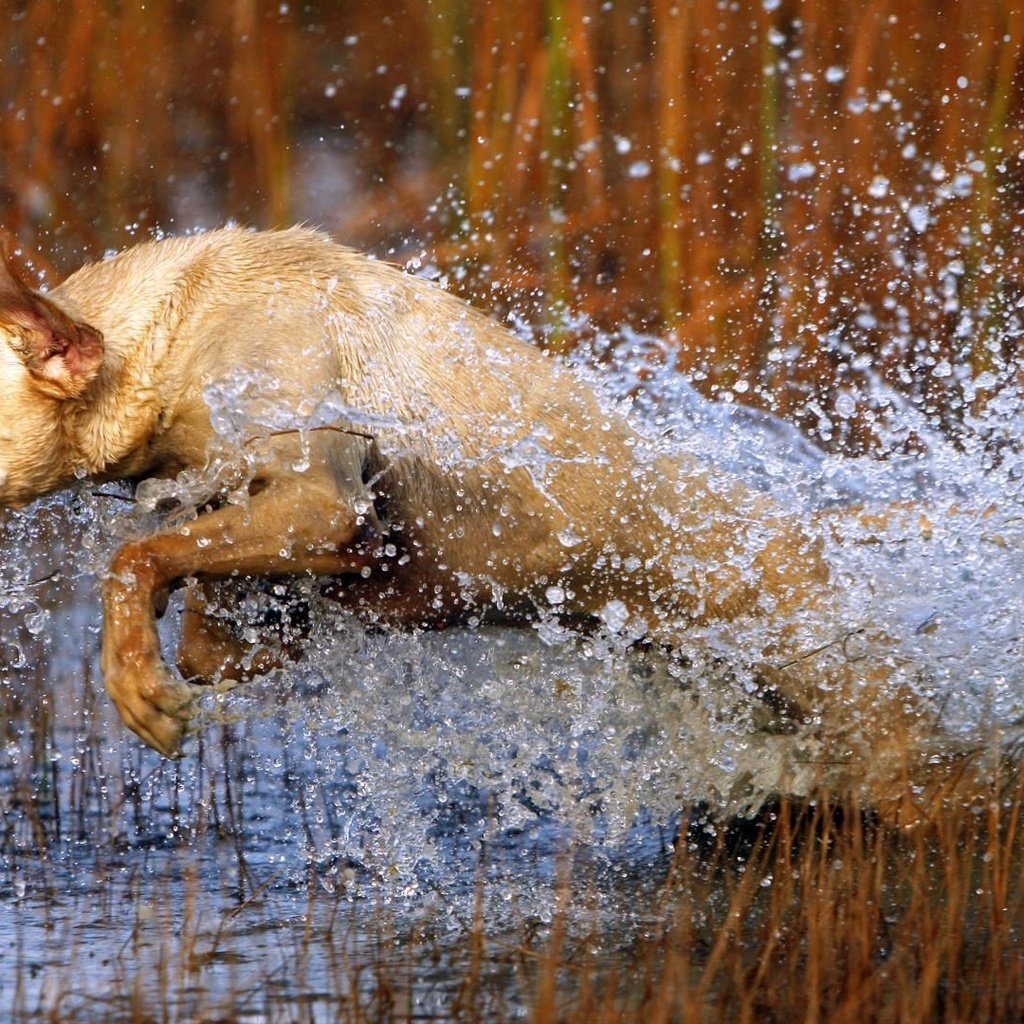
[{"xmin": 0, "ymin": 228, "xmax": 983, "ymax": 818}]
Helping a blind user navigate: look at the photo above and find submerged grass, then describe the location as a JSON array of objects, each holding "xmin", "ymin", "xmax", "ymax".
[
  {"xmin": 4, "ymin": 797, "xmax": 1024, "ymax": 1021},
  {"xmin": 1, "ymin": 654, "xmax": 1022, "ymax": 1022}
]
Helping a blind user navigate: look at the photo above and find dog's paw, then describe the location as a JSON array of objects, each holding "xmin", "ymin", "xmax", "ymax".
[
  {"xmin": 101, "ymin": 648, "xmax": 195, "ymax": 757},
  {"xmin": 176, "ymin": 619, "xmax": 287, "ymax": 686}
]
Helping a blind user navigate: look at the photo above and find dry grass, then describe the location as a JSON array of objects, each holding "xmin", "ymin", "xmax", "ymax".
[
  {"xmin": 1, "ymin": 2, "xmax": 1022, "ymax": 446},
  {"xmin": 2, "ymin": 4, "xmax": 1024, "ymax": 1020}
]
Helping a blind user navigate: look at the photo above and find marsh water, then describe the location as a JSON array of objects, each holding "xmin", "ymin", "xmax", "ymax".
[{"xmin": 1, "ymin": 330, "xmax": 1023, "ymax": 1020}]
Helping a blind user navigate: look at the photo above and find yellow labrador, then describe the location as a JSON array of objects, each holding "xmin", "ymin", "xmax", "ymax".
[{"xmin": 0, "ymin": 228, "xmax": 977, "ymax": 813}]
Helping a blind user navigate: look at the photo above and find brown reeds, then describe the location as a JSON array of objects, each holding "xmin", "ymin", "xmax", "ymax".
[
  {"xmin": 3, "ymin": 751, "xmax": 1023, "ymax": 1021},
  {"xmin": 2, "ymin": 7, "xmax": 1022, "ymax": 1019},
  {"xmin": 1, "ymin": 1, "xmax": 1021, "ymax": 444}
]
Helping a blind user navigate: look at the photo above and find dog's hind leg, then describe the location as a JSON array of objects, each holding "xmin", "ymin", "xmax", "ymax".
[{"xmin": 101, "ymin": 466, "xmax": 381, "ymax": 756}]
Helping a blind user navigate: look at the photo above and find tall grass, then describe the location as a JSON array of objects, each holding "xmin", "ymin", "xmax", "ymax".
[
  {"xmin": 4, "ymin": 742, "xmax": 1023, "ymax": 1021},
  {"xmin": 2, "ymin": 7, "xmax": 1022, "ymax": 1018},
  {"xmin": 1, "ymin": 1, "xmax": 1021, "ymax": 445}
]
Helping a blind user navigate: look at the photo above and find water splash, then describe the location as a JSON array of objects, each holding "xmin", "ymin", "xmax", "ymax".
[
  {"xmin": 2, "ymin": 325, "xmax": 1023, "ymax": 895},
  {"xmin": 190, "ymin": 328, "xmax": 1024, "ymax": 876}
]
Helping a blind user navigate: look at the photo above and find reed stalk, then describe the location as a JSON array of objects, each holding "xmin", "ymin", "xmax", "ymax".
[
  {"xmin": 543, "ymin": 0, "xmax": 573, "ymax": 353},
  {"xmin": 0, "ymin": 1, "xmax": 1021, "ymax": 440},
  {"xmin": 652, "ymin": 0, "xmax": 689, "ymax": 329}
]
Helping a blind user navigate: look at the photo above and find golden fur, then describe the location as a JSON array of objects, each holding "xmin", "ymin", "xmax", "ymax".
[{"xmin": 0, "ymin": 228, "xmax": 978, "ymax": 816}]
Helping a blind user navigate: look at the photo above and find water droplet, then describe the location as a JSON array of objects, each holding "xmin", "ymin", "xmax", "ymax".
[
  {"xmin": 600, "ymin": 600, "xmax": 629, "ymax": 632},
  {"xmin": 557, "ymin": 527, "xmax": 582, "ymax": 548},
  {"xmin": 906, "ymin": 204, "xmax": 930, "ymax": 233},
  {"xmin": 868, "ymin": 175, "xmax": 889, "ymax": 199}
]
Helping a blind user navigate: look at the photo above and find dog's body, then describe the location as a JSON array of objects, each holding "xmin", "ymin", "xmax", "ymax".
[{"xmin": 0, "ymin": 228, "xmax": 972, "ymax": 811}]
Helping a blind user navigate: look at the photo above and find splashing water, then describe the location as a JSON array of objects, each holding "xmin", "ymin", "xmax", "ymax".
[
  {"xmin": 574, "ymin": 328, "xmax": 1024, "ymax": 738},
  {"xmin": 2, "ymin": 326, "xmax": 1023, "ymax": 896}
]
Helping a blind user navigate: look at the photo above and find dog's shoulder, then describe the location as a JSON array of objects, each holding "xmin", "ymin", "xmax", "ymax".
[{"xmin": 58, "ymin": 225, "xmax": 337, "ymax": 288}]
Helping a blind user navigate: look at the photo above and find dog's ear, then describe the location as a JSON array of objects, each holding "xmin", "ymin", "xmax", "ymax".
[{"xmin": 0, "ymin": 242, "xmax": 104, "ymax": 399}]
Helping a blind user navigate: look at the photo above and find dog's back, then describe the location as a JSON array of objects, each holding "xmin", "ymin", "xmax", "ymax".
[{"xmin": 50, "ymin": 228, "xmax": 833, "ymax": 636}]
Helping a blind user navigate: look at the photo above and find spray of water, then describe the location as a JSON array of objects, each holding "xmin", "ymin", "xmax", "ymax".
[{"xmin": 1, "ymin": 324, "xmax": 1022, "ymax": 895}]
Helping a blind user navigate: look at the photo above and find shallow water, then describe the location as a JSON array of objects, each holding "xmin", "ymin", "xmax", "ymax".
[{"xmin": 1, "ymin": 329, "xmax": 1023, "ymax": 1019}]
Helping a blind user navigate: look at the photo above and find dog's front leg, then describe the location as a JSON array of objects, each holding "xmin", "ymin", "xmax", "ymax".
[
  {"xmin": 176, "ymin": 584, "xmax": 271, "ymax": 685},
  {"xmin": 175, "ymin": 580, "xmax": 305, "ymax": 685},
  {"xmin": 101, "ymin": 480, "xmax": 375, "ymax": 755}
]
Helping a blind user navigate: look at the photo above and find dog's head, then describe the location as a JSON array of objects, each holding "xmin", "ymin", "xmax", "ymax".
[{"xmin": 0, "ymin": 244, "xmax": 104, "ymax": 507}]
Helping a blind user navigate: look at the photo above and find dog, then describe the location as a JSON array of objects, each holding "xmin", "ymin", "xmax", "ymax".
[{"xmin": 0, "ymin": 227, "xmax": 989, "ymax": 814}]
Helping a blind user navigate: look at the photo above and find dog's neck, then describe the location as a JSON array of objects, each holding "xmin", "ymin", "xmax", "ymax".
[{"xmin": 52, "ymin": 251, "xmax": 194, "ymax": 479}]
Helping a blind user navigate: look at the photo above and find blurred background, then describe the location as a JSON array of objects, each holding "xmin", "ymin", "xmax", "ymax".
[{"xmin": 1, "ymin": 0, "xmax": 1023, "ymax": 450}]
